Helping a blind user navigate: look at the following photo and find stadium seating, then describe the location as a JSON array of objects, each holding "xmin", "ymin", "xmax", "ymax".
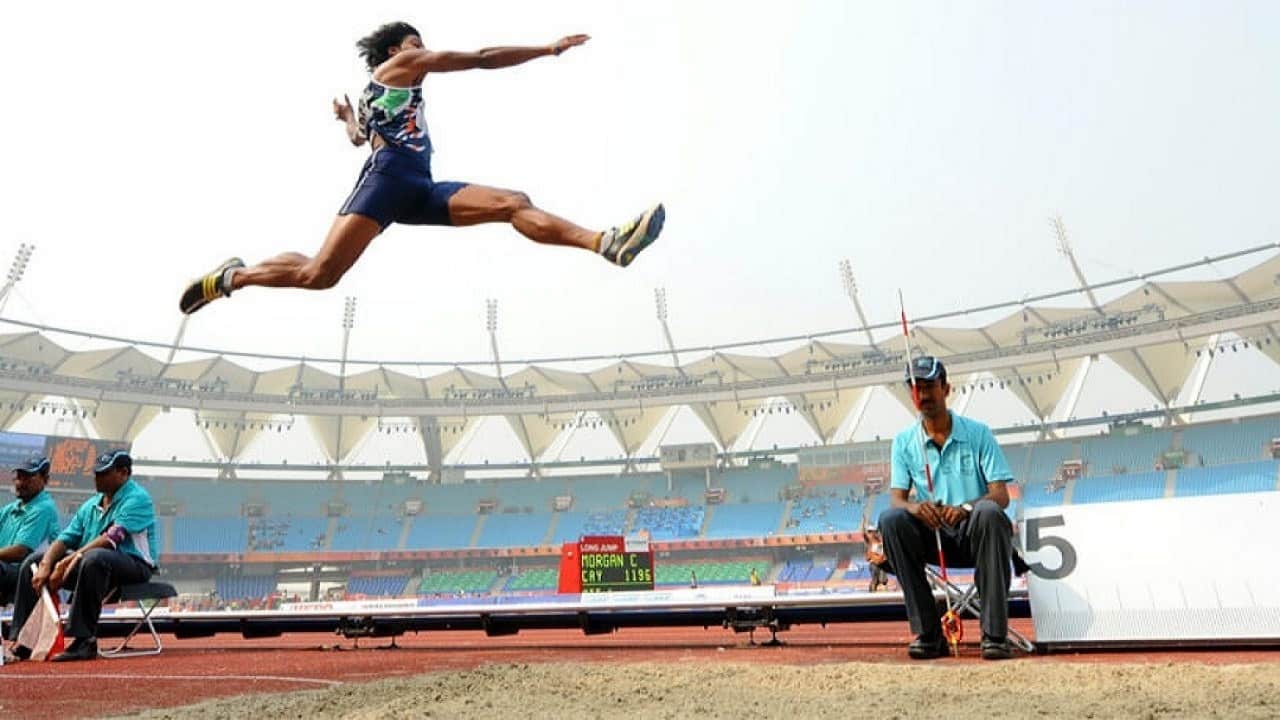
[
  {"xmin": 330, "ymin": 515, "xmax": 403, "ymax": 551},
  {"xmin": 702, "ymin": 502, "xmax": 786, "ymax": 539},
  {"xmin": 417, "ymin": 569, "xmax": 497, "ymax": 595},
  {"xmin": 655, "ymin": 560, "xmax": 764, "ymax": 586},
  {"xmin": 783, "ymin": 496, "xmax": 862, "ymax": 535},
  {"xmin": 1174, "ymin": 461, "xmax": 1278, "ymax": 497},
  {"xmin": 777, "ymin": 558, "xmax": 835, "ymax": 583},
  {"xmin": 1022, "ymin": 440, "xmax": 1077, "ymax": 488},
  {"xmin": 166, "ymin": 479, "xmax": 245, "ymax": 517},
  {"xmin": 504, "ymin": 567, "xmax": 559, "ymax": 592},
  {"xmin": 171, "ymin": 517, "xmax": 247, "ymax": 553},
  {"xmin": 1081, "ymin": 430, "xmax": 1171, "ymax": 475},
  {"xmin": 346, "ymin": 575, "xmax": 410, "ymax": 597},
  {"xmin": 475, "ymin": 513, "xmax": 553, "ymax": 548},
  {"xmin": 215, "ymin": 575, "xmax": 276, "ymax": 601},
  {"xmin": 1070, "ymin": 470, "xmax": 1166, "ymax": 504},
  {"xmin": 403, "ymin": 514, "xmax": 478, "ymax": 550},
  {"xmin": 632, "ymin": 506, "xmax": 705, "ymax": 540},
  {"xmin": 581, "ymin": 510, "xmax": 627, "ymax": 536},
  {"xmin": 1181, "ymin": 417, "xmax": 1280, "ymax": 465},
  {"xmin": 717, "ymin": 467, "xmax": 796, "ymax": 504}
]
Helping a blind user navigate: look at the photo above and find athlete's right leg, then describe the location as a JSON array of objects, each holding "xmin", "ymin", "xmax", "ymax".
[
  {"xmin": 178, "ymin": 214, "xmax": 382, "ymax": 314},
  {"xmin": 232, "ymin": 214, "xmax": 382, "ymax": 290}
]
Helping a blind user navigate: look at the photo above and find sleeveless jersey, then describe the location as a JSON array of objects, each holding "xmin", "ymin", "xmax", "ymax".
[{"xmin": 357, "ymin": 80, "xmax": 432, "ymax": 154}]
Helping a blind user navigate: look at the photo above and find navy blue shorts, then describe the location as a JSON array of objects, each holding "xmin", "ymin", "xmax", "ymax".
[{"xmin": 338, "ymin": 147, "xmax": 467, "ymax": 228}]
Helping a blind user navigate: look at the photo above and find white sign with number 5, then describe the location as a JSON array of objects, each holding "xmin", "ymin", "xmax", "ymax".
[{"xmin": 1022, "ymin": 491, "xmax": 1280, "ymax": 645}]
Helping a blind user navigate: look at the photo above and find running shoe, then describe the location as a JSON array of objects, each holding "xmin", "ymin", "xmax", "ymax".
[
  {"xmin": 179, "ymin": 257, "xmax": 245, "ymax": 315},
  {"xmin": 601, "ymin": 203, "xmax": 665, "ymax": 268}
]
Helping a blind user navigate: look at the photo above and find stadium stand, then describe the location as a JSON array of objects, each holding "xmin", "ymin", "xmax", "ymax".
[
  {"xmin": 1070, "ymin": 470, "xmax": 1167, "ymax": 504},
  {"xmin": 215, "ymin": 575, "xmax": 276, "ymax": 601},
  {"xmin": 330, "ymin": 514, "xmax": 403, "ymax": 551},
  {"xmin": 1181, "ymin": 417, "xmax": 1280, "ymax": 465},
  {"xmin": 417, "ymin": 569, "xmax": 497, "ymax": 595},
  {"xmin": 476, "ymin": 512, "xmax": 553, "ymax": 548},
  {"xmin": 504, "ymin": 567, "xmax": 559, "ymax": 592},
  {"xmin": 171, "ymin": 517, "xmax": 247, "ymax": 554},
  {"xmin": 346, "ymin": 575, "xmax": 411, "ymax": 597},
  {"xmin": 783, "ymin": 495, "xmax": 862, "ymax": 535},
  {"xmin": 631, "ymin": 506, "xmax": 705, "ymax": 540},
  {"xmin": 717, "ymin": 466, "xmax": 796, "ymax": 503},
  {"xmin": 702, "ymin": 502, "xmax": 786, "ymax": 539},
  {"xmin": 1174, "ymin": 461, "xmax": 1278, "ymax": 497},
  {"xmin": 403, "ymin": 514, "xmax": 478, "ymax": 550},
  {"xmin": 1080, "ymin": 429, "xmax": 1172, "ymax": 475},
  {"xmin": 655, "ymin": 560, "xmax": 763, "ymax": 586}
]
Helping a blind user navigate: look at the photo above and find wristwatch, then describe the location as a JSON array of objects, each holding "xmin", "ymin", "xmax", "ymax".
[{"xmin": 960, "ymin": 502, "xmax": 974, "ymax": 514}]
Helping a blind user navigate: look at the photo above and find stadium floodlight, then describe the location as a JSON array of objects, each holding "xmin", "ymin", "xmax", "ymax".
[
  {"xmin": 654, "ymin": 288, "xmax": 668, "ymax": 321},
  {"xmin": 486, "ymin": 299, "xmax": 498, "ymax": 334},
  {"xmin": 6, "ymin": 244, "xmax": 34, "ymax": 283},
  {"xmin": 342, "ymin": 296, "xmax": 357, "ymax": 330},
  {"xmin": 838, "ymin": 259, "xmax": 877, "ymax": 348}
]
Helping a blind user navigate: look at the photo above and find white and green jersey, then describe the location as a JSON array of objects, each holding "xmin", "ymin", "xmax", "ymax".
[{"xmin": 357, "ymin": 80, "xmax": 432, "ymax": 154}]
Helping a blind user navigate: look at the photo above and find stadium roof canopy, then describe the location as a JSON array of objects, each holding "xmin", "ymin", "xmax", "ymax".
[{"xmin": 2, "ymin": 246, "xmax": 1280, "ymax": 465}]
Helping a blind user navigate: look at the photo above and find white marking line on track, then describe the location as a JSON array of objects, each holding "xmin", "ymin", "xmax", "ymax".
[{"xmin": 0, "ymin": 673, "xmax": 343, "ymax": 687}]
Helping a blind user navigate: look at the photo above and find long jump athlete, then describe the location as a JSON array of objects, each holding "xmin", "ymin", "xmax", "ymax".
[{"xmin": 180, "ymin": 22, "xmax": 665, "ymax": 314}]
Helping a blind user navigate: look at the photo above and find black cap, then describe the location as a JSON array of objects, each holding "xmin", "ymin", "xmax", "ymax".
[
  {"xmin": 93, "ymin": 449, "xmax": 133, "ymax": 474},
  {"xmin": 13, "ymin": 455, "xmax": 51, "ymax": 475},
  {"xmin": 906, "ymin": 355, "xmax": 946, "ymax": 384}
]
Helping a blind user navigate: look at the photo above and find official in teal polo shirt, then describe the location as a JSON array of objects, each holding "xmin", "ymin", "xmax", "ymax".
[
  {"xmin": 880, "ymin": 356, "xmax": 1016, "ymax": 661},
  {"xmin": 0, "ymin": 455, "xmax": 60, "ymax": 606},
  {"xmin": 8, "ymin": 450, "xmax": 156, "ymax": 662}
]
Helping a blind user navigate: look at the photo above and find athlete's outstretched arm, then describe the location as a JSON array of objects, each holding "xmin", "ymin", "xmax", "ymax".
[
  {"xmin": 410, "ymin": 34, "xmax": 589, "ymax": 74},
  {"xmin": 332, "ymin": 95, "xmax": 366, "ymax": 147}
]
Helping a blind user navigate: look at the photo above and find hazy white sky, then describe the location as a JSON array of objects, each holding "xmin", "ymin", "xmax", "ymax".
[
  {"xmin": 2, "ymin": 1, "xmax": 1279, "ymax": 465},
  {"xmin": 2, "ymin": 0, "xmax": 1277, "ymax": 367}
]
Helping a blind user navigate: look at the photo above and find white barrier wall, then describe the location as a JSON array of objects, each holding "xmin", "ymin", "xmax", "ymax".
[{"xmin": 1023, "ymin": 492, "xmax": 1280, "ymax": 644}]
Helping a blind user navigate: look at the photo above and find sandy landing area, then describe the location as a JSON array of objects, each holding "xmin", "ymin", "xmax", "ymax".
[{"xmin": 122, "ymin": 660, "xmax": 1280, "ymax": 719}]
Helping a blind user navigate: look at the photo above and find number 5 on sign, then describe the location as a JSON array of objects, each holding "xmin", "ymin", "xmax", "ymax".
[{"xmin": 1021, "ymin": 515, "xmax": 1077, "ymax": 580}]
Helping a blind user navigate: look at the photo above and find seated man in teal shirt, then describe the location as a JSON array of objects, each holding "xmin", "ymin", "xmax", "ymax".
[
  {"xmin": 880, "ymin": 356, "xmax": 1016, "ymax": 661},
  {"xmin": 7, "ymin": 450, "xmax": 157, "ymax": 662},
  {"xmin": 0, "ymin": 456, "xmax": 60, "ymax": 606}
]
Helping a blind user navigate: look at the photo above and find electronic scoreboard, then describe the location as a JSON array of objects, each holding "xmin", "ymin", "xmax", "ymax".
[{"xmin": 575, "ymin": 535, "xmax": 654, "ymax": 593}]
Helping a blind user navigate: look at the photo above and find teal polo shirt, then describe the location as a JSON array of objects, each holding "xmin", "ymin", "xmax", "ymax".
[
  {"xmin": 890, "ymin": 411, "xmax": 1013, "ymax": 506},
  {"xmin": 58, "ymin": 478, "xmax": 158, "ymax": 567},
  {"xmin": 0, "ymin": 489, "xmax": 60, "ymax": 554}
]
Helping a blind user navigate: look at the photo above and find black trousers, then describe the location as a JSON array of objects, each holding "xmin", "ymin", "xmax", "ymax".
[
  {"xmin": 879, "ymin": 499, "xmax": 1012, "ymax": 641},
  {"xmin": 9, "ymin": 548, "xmax": 152, "ymax": 641},
  {"xmin": 0, "ymin": 558, "xmax": 24, "ymax": 605}
]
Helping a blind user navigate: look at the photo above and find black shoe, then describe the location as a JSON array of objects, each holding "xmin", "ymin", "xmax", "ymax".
[
  {"xmin": 3, "ymin": 644, "xmax": 31, "ymax": 662},
  {"xmin": 179, "ymin": 257, "xmax": 244, "ymax": 314},
  {"xmin": 908, "ymin": 635, "xmax": 947, "ymax": 660},
  {"xmin": 51, "ymin": 637, "xmax": 98, "ymax": 662},
  {"xmin": 981, "ymin": 636, "xmax": 1014, "ymax": 660}
]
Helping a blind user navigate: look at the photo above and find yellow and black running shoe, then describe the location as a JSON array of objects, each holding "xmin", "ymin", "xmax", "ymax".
[
  {"xmin": 179, "ymin": 257, "xmax": 245, "ymax": 315},
  {"xmin": 601, "ymin": 203, "xmax": 665, "ymax": 268}
]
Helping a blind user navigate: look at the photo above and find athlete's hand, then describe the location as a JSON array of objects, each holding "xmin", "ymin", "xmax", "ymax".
[
  {"xmin": 550, "ymin": 34, "xmax": 590, "ymax": 56},
  {"xmin": 332, "ymin": 94, "xmax": 355, "ymax": 123}
]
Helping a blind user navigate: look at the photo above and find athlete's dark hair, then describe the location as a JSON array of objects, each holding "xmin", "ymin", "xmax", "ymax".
[{"xmin": 357, "ymin": 22, "xmax": 421, "ymax": 71}]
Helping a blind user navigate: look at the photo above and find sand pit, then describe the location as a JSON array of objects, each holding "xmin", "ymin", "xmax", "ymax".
[{"xmin": 120, "ymin": 660, "xmax": 1280, "ymax": 719}]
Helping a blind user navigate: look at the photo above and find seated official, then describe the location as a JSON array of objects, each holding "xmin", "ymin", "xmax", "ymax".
[
  {"xmin": 880, "ymin": 356, "xmax": 1016, "ymax": 661},
  {"xmin": 0, "ymin": 456, "xmax": 60, "ymax": 608},
  {"xmin": 7, "ymin": 450, "xmax": 157, "ymax": 662}
]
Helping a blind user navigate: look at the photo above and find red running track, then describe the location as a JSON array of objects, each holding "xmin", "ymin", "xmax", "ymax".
[{"xmin": 2, "ymin": 620, "xmax": 1277, "ymax": 720}]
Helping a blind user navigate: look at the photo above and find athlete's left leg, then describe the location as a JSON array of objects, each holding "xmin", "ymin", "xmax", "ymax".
[
  {"xmin": 445, "ymin": 184, "xmax": 664, "ymax": 267},
  {"xmin": 446, "ymin": 184, "xmax": 600, "ymax": 250}
]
